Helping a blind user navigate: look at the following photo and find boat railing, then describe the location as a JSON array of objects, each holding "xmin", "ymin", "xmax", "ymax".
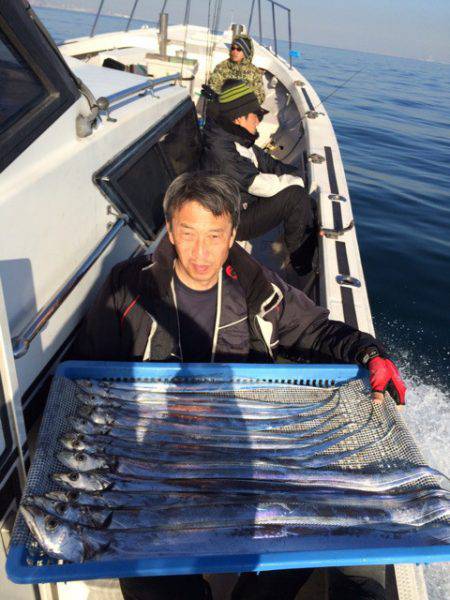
[
  {"xmin": 12, "ymin": 218, "xmax": 129, "ymax": 359},
  {"xmin": 90, "ymin": 0, "xmax": 173, "ymax": 36},
  {"xmin": 96, "ymin": 74, "xmax": 181, "ymax": 121},
  {"xmin": 90, "ymin": 0, "xmax": 293, "ymax": 67},
  {"xmin": 248, "ymin": 0, "xmax": 293, "ymax": 67}
]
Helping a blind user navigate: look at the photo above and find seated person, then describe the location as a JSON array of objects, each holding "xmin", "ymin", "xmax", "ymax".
[
  {"xmin": 77, "ymin": 172, "xmax": 406, "ymax": 600},
  {"xmin": 209, "ymin": 34, "xmax": 265, "ymax": 105},
  {"xmin": 202, "ymin": 79, "xmax": 314, "ymax": 274}
]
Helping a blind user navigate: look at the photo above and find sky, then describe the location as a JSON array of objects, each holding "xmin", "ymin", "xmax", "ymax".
[{"xmin": 31, "ymin": 0, "xmax": 450, "ymax": 62}]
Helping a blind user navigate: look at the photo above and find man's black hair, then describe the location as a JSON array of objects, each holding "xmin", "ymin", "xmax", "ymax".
[{"xmin": 163, "ymin": 172, "xmax": 241, "ymax": 230}]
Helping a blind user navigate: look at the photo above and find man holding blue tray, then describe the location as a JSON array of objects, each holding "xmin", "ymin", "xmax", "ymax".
[{"xmin": 77, "ymin": 172, "xmax": 406, "ymax": 600}]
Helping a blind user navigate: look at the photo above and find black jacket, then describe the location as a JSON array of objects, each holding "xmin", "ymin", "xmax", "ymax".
[
  {"xmin": 201, "ymin": 118, "xmax": 305, "ymax": 205},
  {"xmin": 76, "ymin": 236, "xmax": 383, "ymax": 365}
]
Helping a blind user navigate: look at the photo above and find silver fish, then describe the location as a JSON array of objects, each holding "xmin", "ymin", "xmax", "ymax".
[
  {"xmin": 57, "ymin": 422, "xmax": 366, "ymax": 473},
  {"xmin": 26, "ymin": 493, "xmax": 450, "ymax": 531},
  {"xmin": 60, "ymin": 424, "xmax": 349, "ymax": 459},
  {"xmin": 42, "ymin": 487, "xmax": 450, "ymax": 511},
  {"xmin": 19, "ymin": 503, "xmax": 306, "ymax": 562},
  {"xmin": 57, "ymin": 450, "xmax": 316, "ymax": 475},
  {"xmin": 21, "ymin": 504, "xmax": 450, "ymax": 564},
  {"xmin": 52, "ymin": 466, "xmax": 449, "ymax": 493},
  {"xmin": 77, "ymin": 393, "xmax": 336, "ymax": 417},
  {"xmin": 41, "ymin": 489, "xmax": 251, "ymax": 509},
  {"xmin": 55, "ymin": 444, "xmax": 394, "ymax": 480},
  {"xmin": 21, "ymin": 504, "xmax": 109, "ymax": 562},
  {"xmin": 76, "ymin": 401, "xmax": 339, "ymax": 432},
  {"xmin": 77, "ymin": 385, "xmax": 337, "ymax": 409},
  {"xmin": 68, "ymin": 417, "xmax": 345, "ymax": 448},
  {"xmin": 76, "ymin": 379, "xmax": 316, "ymax": 396}
]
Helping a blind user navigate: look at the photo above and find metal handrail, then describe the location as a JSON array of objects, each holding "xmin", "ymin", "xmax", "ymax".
[
  {"xmin": 97, "ymin": 73, "xmax": 180, "ymax": 109},
  {"xmin": 96, "ymin": 73, "xmax": 181, "ymax": 121},
  {"xmin": 248, "ymin": 0, "xmax": 293, "ymax": 68},
  {"xmin": 12, "ymin": 218, "xmax": 128, "ymax": 359}
]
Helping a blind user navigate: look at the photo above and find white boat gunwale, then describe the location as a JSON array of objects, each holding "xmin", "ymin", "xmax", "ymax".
[{"xmin": 0, "ymin": 2, "xmax": 429, "ymax": 597}]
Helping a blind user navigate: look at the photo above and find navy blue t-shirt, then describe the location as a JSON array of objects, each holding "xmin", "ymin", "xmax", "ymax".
[{"xmin": 173, "ymin": 272, "xmax": 218, "ymax": 362}]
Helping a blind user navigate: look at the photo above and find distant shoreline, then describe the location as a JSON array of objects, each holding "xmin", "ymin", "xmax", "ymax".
[
  {"xmin": 32, "ymin": 3, "xmax": 450, "ymax": 65},
  {"xmin": 32, "ymin": 2, "xmax": 130, "ymax": 19}
]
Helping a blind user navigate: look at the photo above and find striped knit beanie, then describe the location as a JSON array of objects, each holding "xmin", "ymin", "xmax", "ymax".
[
  {"xmin": 218, "ymin": 79, "xmax": 268, "ymax": 121},
  {"xmin": 232, "ymin": 35, "xmax": 252, "ymax": 59}
]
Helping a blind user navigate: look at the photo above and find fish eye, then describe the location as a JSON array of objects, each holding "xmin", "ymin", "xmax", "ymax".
[
  {"xmin": 45, "ymin": 516, "xmax": 59, "ymax": 531},
  {"xmin": 67, "ymin": 491, "xmax": 79, "ymax": 501},
  {"xmin": 69, "ymin": 472, "xmax": 79, "ymax": 481},
  {"xmin": 73, "ymin": 440, "xmax": 82, "ymax": 449},
  {"xmin": 75, "ymin": 453, "xmax": 86, "ymax": 462},
  {"xmin": 55, "ymin": 503, "xmax": 67, "ymax": 515}
]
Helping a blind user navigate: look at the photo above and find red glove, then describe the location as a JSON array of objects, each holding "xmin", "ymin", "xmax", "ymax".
[{"xmin": 368, "ymin": 356, "xmax": 406, "ymax": 405}]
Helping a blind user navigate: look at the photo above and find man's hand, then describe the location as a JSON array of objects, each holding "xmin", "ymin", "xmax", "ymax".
[{"xmin": 368, "ymin": 357, "xmax": 406, "ymax": 405}]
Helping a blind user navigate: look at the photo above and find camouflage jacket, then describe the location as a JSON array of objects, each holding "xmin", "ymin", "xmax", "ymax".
[{"xmin": 209, "ymin": 35, "xmax": 265, "ymax": 104}]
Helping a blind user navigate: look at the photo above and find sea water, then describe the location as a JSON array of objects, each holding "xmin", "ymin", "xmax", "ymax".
[{"xmin": 33, "ymin": 7, "xmax": 450, "ymax": 598}]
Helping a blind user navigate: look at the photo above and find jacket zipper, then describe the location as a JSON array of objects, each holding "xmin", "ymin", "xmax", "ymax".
[
  {"xmin": 210, "ymin": 270, "xmax": 223, "ymax": 363},
  {"xmin": 170, "ymin": 278, "xmax": 184, "ymax": 362},
  {"xmin": 143, "ymin": 315, "xmax": 158, "ymax": 361}
]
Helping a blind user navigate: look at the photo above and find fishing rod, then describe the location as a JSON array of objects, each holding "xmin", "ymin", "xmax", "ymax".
[
  {"xmin": 302, "ymin": 66, "xmax": 365, "ymax": 119},
  {"xmin": 278, "ymin": 67, "xmax": 365, "ymax": 159}
]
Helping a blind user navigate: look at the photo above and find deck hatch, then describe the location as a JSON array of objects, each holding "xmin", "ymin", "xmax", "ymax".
[{"xmin": 95, "ymin": 99, "xmax": 201, "ymax": 243}]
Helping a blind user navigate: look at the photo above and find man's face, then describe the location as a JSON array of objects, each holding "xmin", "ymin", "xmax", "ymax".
[
  {"xmin": 230, "ymin": 44, "xmax": 245, "ymax": 63},
  {"xmin": 234, "ymin": 112, "xmax": 260, "ymax": 135},
  {"xmin": 167, "ymin": 200, "xmax": 236, "ymax": 291}
]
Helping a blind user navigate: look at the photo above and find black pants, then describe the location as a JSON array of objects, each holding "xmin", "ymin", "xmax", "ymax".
[
  {"xmin": 120, "ymin": 568, "xmax": 313, "ymax": 600},
  {"xmin": 236, "ymin": 186, "xmax": 313, "ymax": 254},
  {"xmin": 120, "ymin": 575, "xmax": 210, "ymax": 600}
]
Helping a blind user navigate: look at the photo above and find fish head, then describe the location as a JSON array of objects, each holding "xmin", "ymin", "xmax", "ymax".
[
  {"xmin": 20, "ymin": 504, "xmax": 87, "ymax": 562},
  {"xmin": 77, "ymin": 380, "xmax": 111, "ymax": 398},
  {"xmin": 78, "ymin": 393, "xmax": 120, "ymax": 409},
  {"xmin": 76, "ymin": 392, "xmax": 103, "ymax": 407},
  {"xmin": 44, "ymin": 489, "xmax": 106, "ymax": 506},
  {"xmin": 57, "ymin": 450, "xmax": 110, "ymax": 472},
  {"xmin": 52, "ymin": 470, "xmax": 111, "ymax": 491},
  {"xmin": 78, "ymin": 406, "xmax": 113, "ymax": 426},
  {"xmin": 69, "ymin": 416, "xmax": 108, "ymax": 435},
  {"xmin": 78, "ymin": 404, "xmax": 94, "ymax": 419},
  {"xmin": 44, "ymin": 490, "xmax": 81, "ymax": 503},
  {"xmin": 23, "ymin": 496, "xmax": 81, "ymax": 524},
  {"xmin": 26, "ymin": 496, "xmax": 112, "ymax": 528},
  {"xmin": 75, "ymin": 379, "xmax": 93, "ymax": 393},
  {"xmin": 90, "ymin": 407, "xmax": 114, "ymax": 426},
  {"xmin": 60, "ymin": 432, "xmax": 88, "ymax": 451}
]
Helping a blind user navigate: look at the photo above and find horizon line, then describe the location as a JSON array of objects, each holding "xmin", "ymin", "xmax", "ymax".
[{"xmin": 34, "ymin": 3, "xmax": 450, "ymax": 66}]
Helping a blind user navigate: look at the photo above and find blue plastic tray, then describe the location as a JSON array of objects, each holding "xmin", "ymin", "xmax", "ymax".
[{"xmin": 7, "ymin": 361, "xmax": 450, "ymax": 584}]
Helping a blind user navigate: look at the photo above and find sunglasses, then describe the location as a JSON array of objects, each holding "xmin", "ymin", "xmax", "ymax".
[{"xmin": 230, "ymin": 45, "xmax": 243, "ymax": 52}]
